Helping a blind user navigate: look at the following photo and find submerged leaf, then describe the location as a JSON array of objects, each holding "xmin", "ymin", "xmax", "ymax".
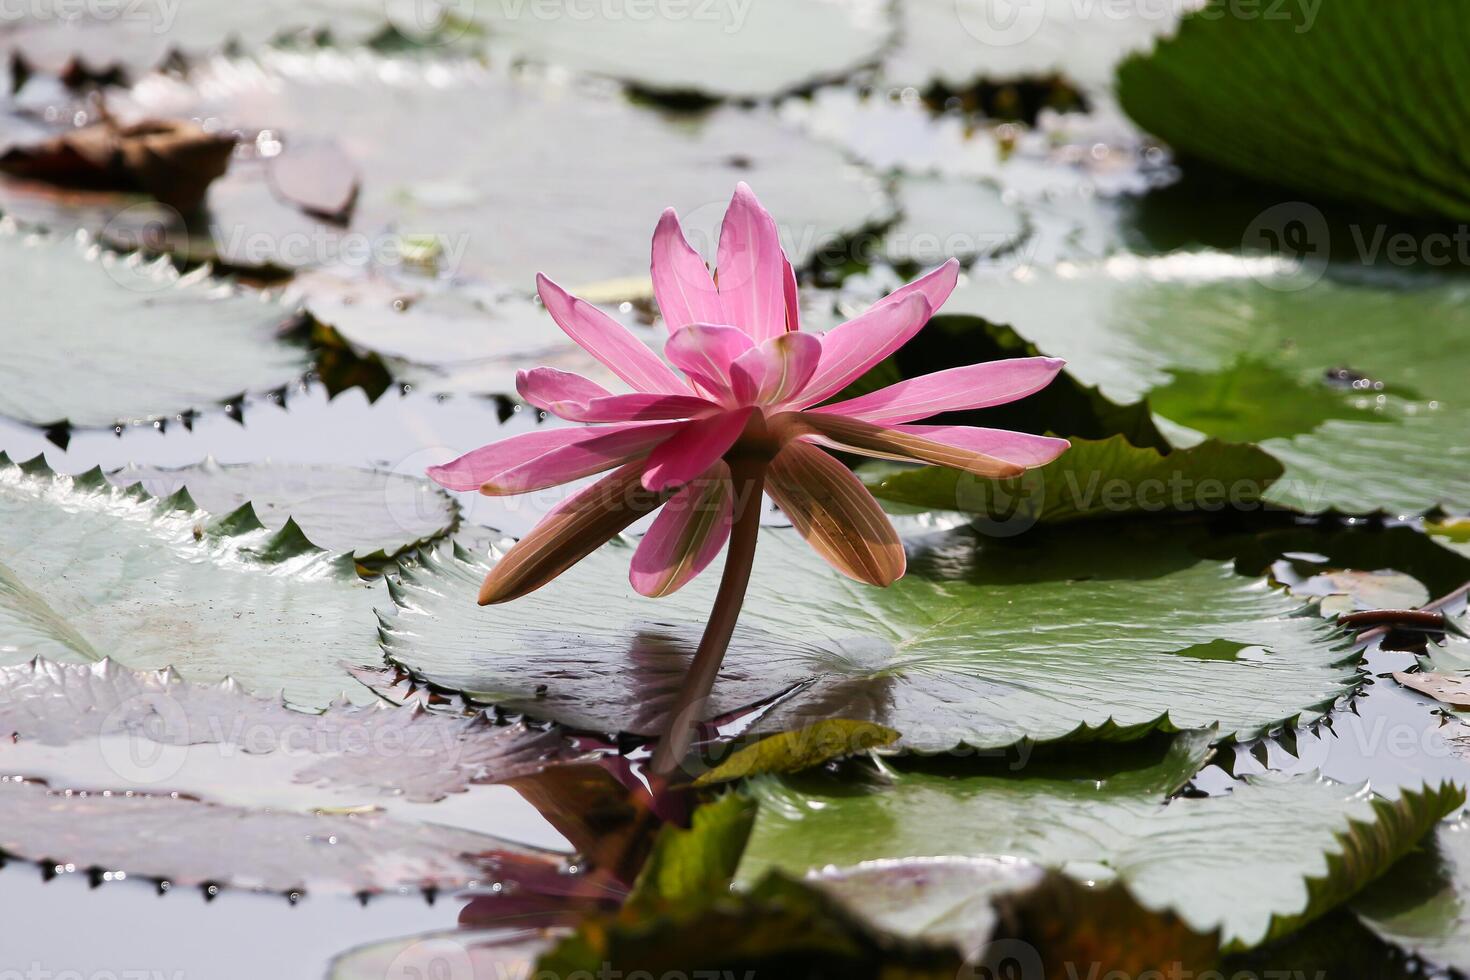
[
  {"xmin": 625, "ymin": 794, "xmax": 756, "ymax": 917},
  {"xmin": 0, "ymin": 453, "xmax": 382, "ymax": 709},
  {"xmin": 384, "ymin": 522, "xmax": 1358, "ymax": 751},
  {"xmin": 695, "ymin": 721, "xmax": 901, "ymax": 787}
]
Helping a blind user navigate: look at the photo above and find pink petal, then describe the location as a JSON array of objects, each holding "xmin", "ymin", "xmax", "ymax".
[
  {"xmin": 729, "ymin": 331, "xmax": 822, "ymax": 406},
  {"xmin": 427, "ymin": 421, "xmax": 681, "ymax": 495},
  {"xmin": 797, "ymin": 294, "xmax": 933, "ymax": 406},
  {"xmin": 641, "ymin": 408, "xmax": 753, "ymax": 492},
  {"xmin": 516, "ymin": 367, "xmax": 612, "ymax": 412},
  {"xmin": 715, "ymin": 183, "xmax": 787, "ymax": 343},
  {"xmin": 651, "ymin": 208, "xmax": 725, "ymax": 333},
  {"xmin": 544, "ymin": 392, "xmax": 720, "ymax": 424},
  {"xmin": 629, "ymin": 460, "xmax": 734, "ymax": 597},
  {"xmin": 665, "ymin": 323, "xmax": 754, "ymax": 398},
  {"xmin": 870, "ymin": 257, "xmax": 961, "ymax": 318},
  {"xmin": 782, "ymin": 253, "xmax": 801, "ymax": 332},
  {"xmin": 478, "ymin": 462, "xmax": 665, "ymax": 604},
  {"xmin": 810, "ymin": 357, "xmax": 1066, "ymax": 425},
  {"xmin": 537, "ymin": 274, "xmax": 684, "ymax": 394},
  {"xmin": 893, "ymin": 425, "xmax": 1071, "ymax": 467},
  {"xmin": 774, "ymin": 411, "xmax": 1025, "ymax": 480},
  {"xmin": 766, "ymin": 441, "xmax": 905, "ymax": 587},
  {"xmin": 796, "ymin": 260, "xmax": 958, "ymax": 405}
]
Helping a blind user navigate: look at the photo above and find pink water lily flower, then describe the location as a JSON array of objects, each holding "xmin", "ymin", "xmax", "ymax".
[{"xmin": 429, "ymin": 183, "xmax": 1069, "ymax": 606}]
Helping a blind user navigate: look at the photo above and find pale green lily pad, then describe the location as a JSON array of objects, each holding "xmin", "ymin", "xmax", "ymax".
[
  {"xmin": 0, "ymin": 778, "xmax": 556, "ymax": 897},
  {"xmin": 382, "ymin": 522, "xmax": 1358, "ymax": 750},
  {"xmin": 292, "ymin": 268, "xmax": 659, "ymax": 395},
  {"xmin": 885, "ymin": 175, "xmax": 1026, "ymax": 266},
  {"xmin": 117, "ymin": 51, "xmax": 893, "ymax": 283},
  {"xmin": 0, "ymin": 453, "xmax": 383, "ymax": 709},
  {"xmin": 738, "ymin": 732, "xmax": 1462, "ymax": 949},
  {"xmin": 945, "ymin": 255, "xmax": 1470, "ymax": 514},
  {"xmin": 479, "ymin": 0, "xmax": 892, "ymax": 99},
  {"xmin": 0, "ymin": 658, "xmax": 576, "ymax": 806},
  {"xmin": 884, "ymin": 0, "xmax": 1191, "ymax": 94},
  {"xmin": 1355, "ymin": 820, "xmax": 1470, "ymax": 974},
  {"xmin": 1, "ymin": 0, "xmax": 461, "ymax": 80},
  {"xmin": 0, "ymin": 227, "xmax": 308, "ymax": 429},
  {"xmin": 109, "ymin": 460, "xmax": 458, "ymax": 559}
]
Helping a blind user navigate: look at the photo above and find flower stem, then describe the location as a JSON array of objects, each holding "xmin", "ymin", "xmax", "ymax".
[{"xmin": 649, "ymin": 455, "xmax": 768, "ymax": 780}]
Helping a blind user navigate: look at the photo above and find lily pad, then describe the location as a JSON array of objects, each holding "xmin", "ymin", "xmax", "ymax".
[
  {"xmin": 945, "ymin": 255, "xmax": 1470, "ymax": 514},
  {"xmin": 478, "ymin": 0, "xmax": 892, "ymax": 100},
  {"xmin": 1355, "ymin": 820, "xmax": 1470, "ymax": 974},
  {"xmin": 738, "ymin": 732, "xmax": 1462, "ymax": 949},
  {"xmin": 885, "ymin": 0, "xmax": 1191, "ymax": 95},
  {"xmin": 0, "ymin": 227, "xmax": 308, "ymax": 429},
  {"xmin": 118, "ymin": 51, "xmax": 893, "ymax": 283},
  {"xmin": 0, "ymin": 0, "xmax": 460, "ymax": 81},
  {"xmin": 1117, "ymin": 0, "xmax": 1470, "ymax": 220},
  {"xmin": 110, "ymin": 460, "xmax": 458, "ymax": 559},
  {"xmin": 811, "ymin": 858, "xmax": 1220, "ymax": 973},
  {"xmin": 0, "ymin": 453, "xmax": 383, "ymax": 709},
  {"xmin": 884, "ymin": 175, "xmax": 1027, "ymax": 266},
  {"xmin": 382, "ymin": 521, "xmax": 1359, "ymax": 750},
  {"xmin": 292, "ymin": 268, "xmax": 659, "ymax": 395},
  {"xmin": 866, "ymin": 435, "xmax": 1283, "ymax": 528},
  {"xmin": 0, "ymin": 777, "xmax": 558, "ymax": 897},
  {"xmin": 0, "ymin": 658, "xmax": 575, "ymax": 806}
]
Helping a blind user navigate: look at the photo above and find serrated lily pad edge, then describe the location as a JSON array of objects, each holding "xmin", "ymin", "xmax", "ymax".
[
  {"xmin": 0, "ymin": 221, "xmax": 316, "ymax": 434},
  {"xmin": 376, "ymin": 535, "xmax": 1365, "ymax": 755}
]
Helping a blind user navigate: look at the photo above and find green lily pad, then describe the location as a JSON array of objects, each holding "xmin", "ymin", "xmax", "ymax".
[
  {"xmin": 478, "ymin": 0, "xmax": 891, "ymax": 100},
  {"xmin": 0, "ymin": 227, "xmax": 308, "ymax": 429},
  {"xmin": 117, "ymin": 51, "xmax": 893, "ymax": 284},
  {"xmin": 110, "ymin": 460, "xmax": 458, "ymax": 559},
  {"xmin": 383, "ymin": 521, "xmax": 1359, "ymax": 750},
  {"xmin": 945, "ymin": 256, "xmax": 1470, "ymax": 514},
  {"xmin": 738, "ymin": 732, "xmax": 1462, "ymax": 949},
  {"xmin": 1355, "ymin": 820, "xmax": 1470, "ymax": 974},
  {"xmin": 0, "ymin": 453, "xmax": 383, "ymax": 709},
  {"xmin": 866, "ymin": 435, "xmax": 1283, "ymax": 528},
  {"xmin": 1117, "ymin": 0, "xmax": 1470, "ymax": 220}
]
